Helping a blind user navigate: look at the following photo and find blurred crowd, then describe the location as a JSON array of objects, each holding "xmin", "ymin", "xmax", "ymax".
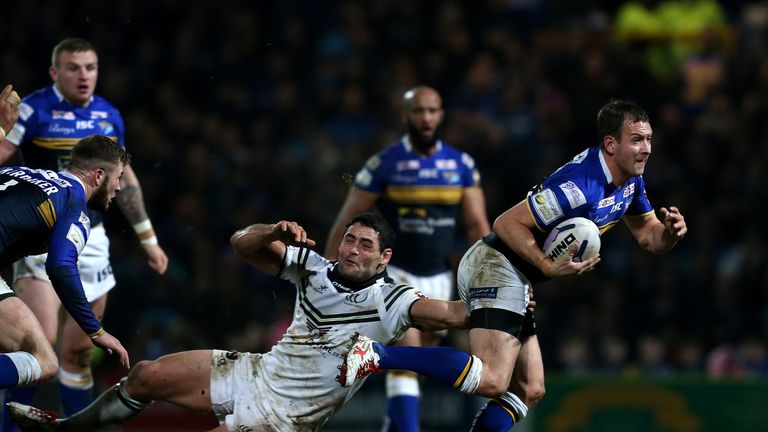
[{"xmin": 2, "ymin": 0, "xmax": 767, "ymax": 378}]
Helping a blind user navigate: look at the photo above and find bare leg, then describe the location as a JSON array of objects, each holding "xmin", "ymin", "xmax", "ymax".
[{"xmin": 0, "ymin": 296, "xmax": 58, "ymax": 384}]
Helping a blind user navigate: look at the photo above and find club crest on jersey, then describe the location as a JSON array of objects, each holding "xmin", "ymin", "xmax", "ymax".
[
  {"xmin": 346, "ymin": 292, "xmax": 369, "ymax": 304},
  {"xmin": 98, "ymin": 121, "xmax": 114, "ymax": 135}
]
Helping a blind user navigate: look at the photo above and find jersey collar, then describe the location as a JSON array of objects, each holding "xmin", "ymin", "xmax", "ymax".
[
  {"xmin": 60, "ymin": 170, "xmax": 86, "ymax": 194},
  {"xmin": 597, "ymin": 147, "xmax": 613, "ymax": 184},
  {"xmin": 327, "ymin": 264, "xmax": 393, "ymax": 292},
  {"xmin": 51, "ymin": 85, "xmax": 94, "ymax": 107},
  {"xmin": 402, "ymin": 134, "xmax": 442, "ymax": 155}
]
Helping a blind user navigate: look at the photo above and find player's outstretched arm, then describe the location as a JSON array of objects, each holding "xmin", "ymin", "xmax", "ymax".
[
  {"xmin": 410, "ymin": 299, "xmax": 468, "ymax": 331},
  {"xmin": 116, "ymin": 164, "xmax": 169, "ymax": 274},
  {"xmin": 624, "ymin": 206, "xmax": 687, "ymax": 254},
  {"xmin": 0, "ymin": 84, "xmax": 21, "ymax": 163},
  {"xmin": 231, "ymin": 221, "xmax": 316, "ymax": 276}
]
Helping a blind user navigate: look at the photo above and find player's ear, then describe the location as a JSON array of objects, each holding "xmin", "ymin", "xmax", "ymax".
[
  {"xmin": 603, "ymin": 136, "xmax": 615, "ymax": 156},
  {"xmin": 380, "ymin": 248, "xmax": 393, "ymax": 266}
]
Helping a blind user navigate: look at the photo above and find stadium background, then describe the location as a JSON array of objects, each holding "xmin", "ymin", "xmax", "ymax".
[{"xmin": 2, "ymin": 0, "xmax": 767, "ymax": 430}]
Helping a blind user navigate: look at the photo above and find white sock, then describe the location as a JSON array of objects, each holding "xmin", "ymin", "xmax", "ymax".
[
  {"xmin": 456, "ymin": 355, "xmax": 483, "ymax": 394},
  {"xmin": 385, "ymin": 372, "xmax": 420, "ymax": 397},
  {"xmin": 498, "ymin": 390, "xmax": 529, "ymax": 421},
  {"xmin": 58, "ymin": 368, "xmax": 94, "ymax": 390}
]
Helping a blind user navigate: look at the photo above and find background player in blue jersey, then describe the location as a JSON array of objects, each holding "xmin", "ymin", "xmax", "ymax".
[
  {"xmin": 8, "ymin": 213, "xmax": 471, "ymax": 432},
  {"xmin": 339, "ymin": 100, "xmax": 688, "ymax": 431},
  {"xmin": 0, "ymin": 38, "xmax": 168, "ymax": 425},
  {"xmin": 325, "ymin": 86, "xmax": 491, "ymax": 432},
  {"xmin": 0, "ymin": 135, "xmax": 130, "ymax": 395}
]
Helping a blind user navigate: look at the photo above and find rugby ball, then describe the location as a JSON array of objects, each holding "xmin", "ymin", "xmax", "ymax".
[{"xmin": 542, "ymin": 217, "xmax": 600, "ymax": 262}]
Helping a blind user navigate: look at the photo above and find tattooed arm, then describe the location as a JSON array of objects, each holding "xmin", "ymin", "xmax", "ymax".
[{"xmin": 116, "ymin": 164, "xmax": 169, "ymax": 274}]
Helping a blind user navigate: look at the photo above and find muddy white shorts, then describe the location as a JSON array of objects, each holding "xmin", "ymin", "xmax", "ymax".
[{"xmin": 13, "ymin": 225, "xmax": 115, "ymax": 302}]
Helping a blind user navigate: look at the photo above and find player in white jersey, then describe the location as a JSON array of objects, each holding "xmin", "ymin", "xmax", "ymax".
[{"xmin": 8, "ymin": 213, "xmax": 469, "ymax": 432}]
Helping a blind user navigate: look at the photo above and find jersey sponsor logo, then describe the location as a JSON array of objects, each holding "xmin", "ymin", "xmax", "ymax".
[
  {"xmin": 435, "ymin": 159, "xmax": 457, "ymax": 170},
  {"xmin": 354, "ymin": 168, "xmax": 373, "ymax": 188},
  {"xmin": 418, "ymin": 168, "xmax": 438, "ymax": 178},
  {"xmin": 623, "ymin": 183, "xmax": 635, "ymax": 198},
  {"xmin": 52, "ymin": 110, "xmax": 75, "ymax": 120},
  {"xmin": 396, "ymin": 160, "xmax": 420, "ymax": 171},
  {"xmin": 48, "ymin": 124, "xmax": 76, "ymax": 135},
  {"xmin": 76, "ymin": 120, "xmax": 95, "ymax": 130},
  {"xmin": 90, "ymin": 111, "xmax": 109, "ymax": 119},
  {"xmin": 19, "ymin": 103, "xmax": 34, "ymax": 121},
  {"xmin": 469, "ymin": 287, "xmax": 498, "ymax": 299},
  {"xmin": 7, "ymin": 123, "xmax": 25, "ymax": 142},
  {"xmin": 96, "ymin": 265, "xmax": 113, "ymax": 282},
  {"xmin": 66, "ymin": 224, "xmax": 86, "ymax": 254},
  {"xmin": 559, "ymin": 181, "xmax": 586, "ymax": 209},
  {"xmin": 531, "ymin": 188, "xmax": 563, "ymax": 225},
  {"xmin": 598, "ymin": 196, "xmax": 615, "ymax": 208},
  {"xmin": 98, "ymin": 121, "xmax": 114, "ymax": 135}
]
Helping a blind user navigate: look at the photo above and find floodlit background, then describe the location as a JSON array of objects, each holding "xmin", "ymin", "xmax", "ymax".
[{"xmin": 2, "ymin": 1, "xmax": 767, "ymax": 430}]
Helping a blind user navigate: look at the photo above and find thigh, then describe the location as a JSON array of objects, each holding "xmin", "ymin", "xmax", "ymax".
[
  {"xmin": 13, "ymin": 276, "xmax": 60, "ymax": 343},
  {"xmin": 0, "ymin": 295, "xmax": 51, "ymax": 356},
  {"xmin": 126, "ymin": 350, "xmax": 214, "ymax": 412},
  {"xmin": 469, "ymin": 327, "xmax": 520, "ymax": 390}
]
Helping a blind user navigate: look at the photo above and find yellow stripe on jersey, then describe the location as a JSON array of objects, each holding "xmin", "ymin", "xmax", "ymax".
[
  {"xmin": 598, "ymin": 220, "xmax": 620, "ymax": 234},
  {"xmin": 31, "ymin": 137, "xmax": 81, "ymax": 150},
  {"xmin": 385, "ymin": 185, "xmax": 463, "ymax": 204},
  {"xmin": 453, "ymin": 356, "xmax": 474, "ymax": 389},
  {"xmin": 37, "ymin": 199, "xmax": 57, "ymax": 229}
]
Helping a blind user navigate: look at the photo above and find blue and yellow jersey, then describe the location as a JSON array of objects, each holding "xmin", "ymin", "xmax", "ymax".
[
  {"xmin": 354, "ymin": 136, "xmax": 481, "ymax": 275},
  {"xmin": 0, "ymin": 166, "xmax": 102, "ymax": 335},
  {"xmin": 484, "ymin": 146, "xmax": 654, "ymax": 283},
  {"xmin": 6, "ymin": 85, "xmax": 125, "ymax": 226}
]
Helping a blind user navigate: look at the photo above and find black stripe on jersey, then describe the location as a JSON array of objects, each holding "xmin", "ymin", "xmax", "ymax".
[
  {"xmin": 298, "ymin": 284, "xmax": 380, "ymax": 326},
  {"xmin": 385, "ymin": 285, "xmax": 413, "ymax": 311},
  {"xmin": 297, "ymin": 246, "xmax": 310, "ymax": 270}
]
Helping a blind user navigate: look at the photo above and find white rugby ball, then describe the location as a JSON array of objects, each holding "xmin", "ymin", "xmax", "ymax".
[{"xmin": 542, "ymin": 217, "xmax": 601, "ymax": 262}]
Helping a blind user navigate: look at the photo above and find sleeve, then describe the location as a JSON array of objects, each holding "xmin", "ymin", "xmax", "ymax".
[
  {"xmin": 353, "ymin": 153, "xmax": 386, "ymax": 194},
  {"xmin": 278, "ymin": 246, "xmax": 326, "ymax": 285},
  {"xmin": 44, "ymin": 206, "xmax": 102, "ymax": 336},
  {"xmin": 625, "ymin": 177, "xmax": 654, "ymax": 216},
  {"xmin": 527, "ymin": 172, "xmax": 592, "ymax": 232},
  {"xmin": 5, "ymin": 100, "xmax": 39, "ymax": 146},
  {"xmin": 460, "ymin": 152, "xmax": 482, "ymax": 188},
  {"xmin": 376, "ymin": 284, "xmax": 425, "ymax": 340}
]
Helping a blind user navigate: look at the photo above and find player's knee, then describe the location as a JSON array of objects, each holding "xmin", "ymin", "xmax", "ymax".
[
  {"xmin": 62, "ymin": 344, "xmax": 94, "ymax": 370},
  {"xmin": 476, "ymin": 372, "xmax": 512, "ymax": 398},
  {"xmin": 38, "ymin": 355, "xmax": 59, "ymax": 382},
  {"xmin": 125, "ymin": 360, "xmax": 161, "ymax": 398}
]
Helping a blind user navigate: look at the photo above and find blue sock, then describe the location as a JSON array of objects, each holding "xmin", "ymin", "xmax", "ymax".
[
  {"xmin": 385, "ymin": 395, "xmax": 420, "ymax": 432},
  {"xmin": 374, "ymin": 344, "xmax": 472, "ymax": 388},
  {"xmin": 1, "ymin": 386, "xmax": 38, "ymax": 432},
  {"xmin": 60, "ymin": 381, "xmax": 94, "ymax": 416},
  {"xmin": 0, "ymin": 355, "xmax": 20, "ymax": 389},
  {"xmin": 470, "ymin": 400, "xmax": 516, "ymax": 432}
]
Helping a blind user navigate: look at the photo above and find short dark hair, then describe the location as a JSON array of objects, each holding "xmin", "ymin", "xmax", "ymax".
[
  {"xmin": 51, "ymin": 38, "xmax": 96, "ymax": 68},
  {"xmin": 596, "ymin": 100, "xmax": 649, "ymax": 141},
  {"xmin": 69, "ymin": 135, "xmax": 130, "ymax": 171},
  {"xmin": 344, "ymin": 212, "xmax": 396, "ymax": 252}
]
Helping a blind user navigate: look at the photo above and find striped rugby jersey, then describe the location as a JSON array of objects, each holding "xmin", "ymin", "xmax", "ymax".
[
  {"xmin": 354, "ymin": 135, "xmax": 481, "ymax": 276},
  {"xmin": 6, "ymin": 85, "xmax": 125, "ymax": 226},
  {"xmin": 259, "ymin": 245, "xmax": 424, "ymax": 426}
]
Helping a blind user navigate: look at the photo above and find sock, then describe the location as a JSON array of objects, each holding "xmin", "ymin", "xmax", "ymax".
[
  {"xmin": 59, "ymin": 377, "xmax": 151, "ymax": 431},
  {"xmin": 1, "ymin": 386, "xmax": 38, "ymax": 432},
  {"xmin": 0, "ymin": 353, "xmax": 41, "ymax": 388},
  {"xmin": 375, "ymin": 344, "xmax": 483, "ymax": 394},
  {"xmin": 58, "ymin": 369, "xmax": 94, "ymax": 416},
  {"xmin": 470, "ymin": 392, "xmax": 528, "ymax": 432},
  {"xmin": 0, "ymin": 356, "xmax": 20, "ymax": 389},
  {"xmin": 384, "ymin": 373, "xmax": 420, "ymax": 432}
]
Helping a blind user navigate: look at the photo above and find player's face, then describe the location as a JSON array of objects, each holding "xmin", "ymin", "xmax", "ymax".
[
  {"xmin": 404, "ymin": 89, "xmax": 443, "ymax": 148},
  {"xmin": 337, "ymin": 223, "xmax": 392, "ymax": 282},
  {"xmin": 614, "ymin": 119, "xmax": 652, "ymax": 178},
  {"xmin": 88, "ymin": 164, "xmax": 124, "ymax": 212},
  {"xmin": 50, "ymin": 50, "xmax": 99, "ymax": 107}
]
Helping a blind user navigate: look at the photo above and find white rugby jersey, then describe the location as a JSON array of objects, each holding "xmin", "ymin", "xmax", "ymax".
[{"xmin": 259, "ymin": 245, "xmax": 424, "ymax": 428}]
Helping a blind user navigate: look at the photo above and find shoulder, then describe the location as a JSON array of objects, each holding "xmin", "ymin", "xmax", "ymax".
[{"xmin": 90, "ymin": 95, "xmax": 122, "ymax": 115}]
